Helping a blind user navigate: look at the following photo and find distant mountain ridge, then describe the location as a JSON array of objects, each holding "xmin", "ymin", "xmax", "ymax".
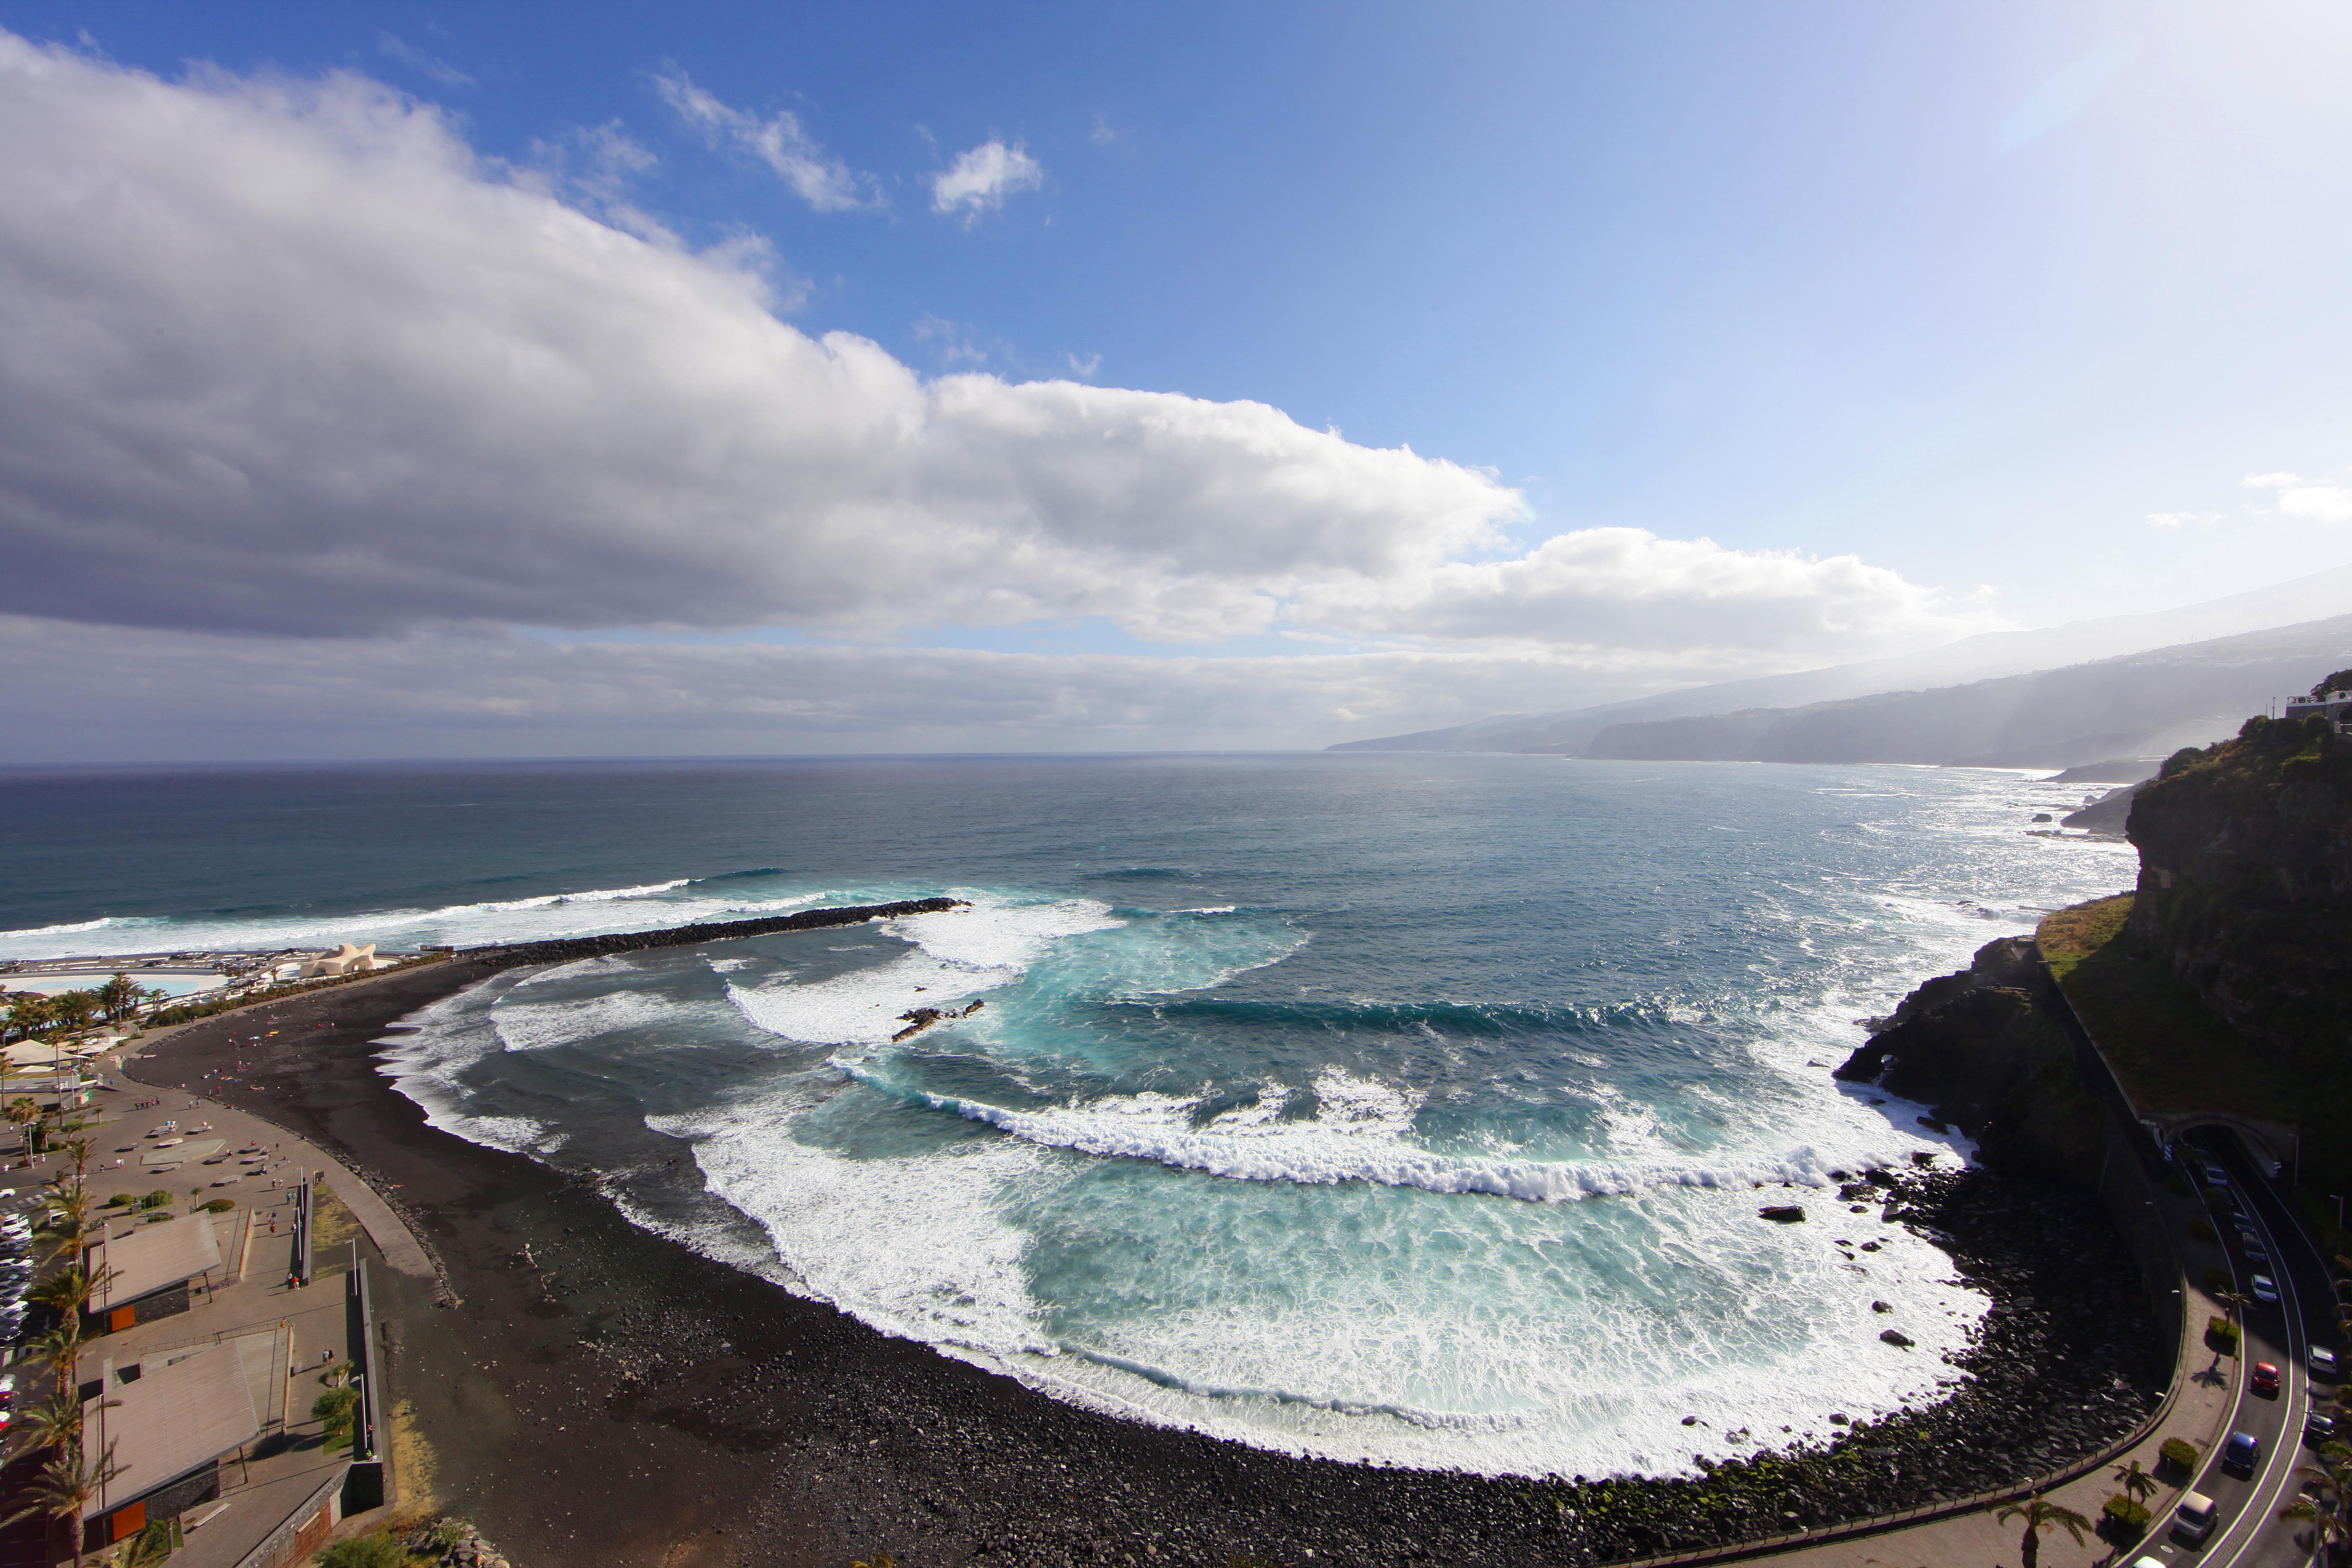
[
  {"xmin": 1578, "ymin": 614, "xmax": 2352, "ymax": 768},
  {"xmin": 1330, "ymin": 563, "xmax": 2352, "ymax": 756}
]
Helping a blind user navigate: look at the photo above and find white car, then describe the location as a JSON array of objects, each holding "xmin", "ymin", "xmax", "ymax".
[
  {"xmin": 2312, "ymin": 1346, "xmax": 2338, "ymax": 1377},
  {"xmin": 2252, "ymin": 1274, "xmax": 2281, "ymax": 1303}
]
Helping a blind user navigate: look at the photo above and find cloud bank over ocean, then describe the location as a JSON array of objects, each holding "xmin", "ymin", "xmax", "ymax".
[{"xmin": 0, "ymin": 32, "xmax": 1990, "ymax": 756}]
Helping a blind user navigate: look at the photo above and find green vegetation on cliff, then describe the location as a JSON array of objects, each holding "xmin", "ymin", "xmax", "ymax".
[
  {"xmin": 2093, "ymin": 711, "xmax": 2352, "ymax": 1181},
  {"xmin": 2038, "ymin": 894, "xmax": 2298, "ymax": 1123}
]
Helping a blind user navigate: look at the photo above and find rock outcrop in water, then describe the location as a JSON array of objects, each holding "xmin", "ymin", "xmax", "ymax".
[{"xmin": 1834, "ymin": 937, "xmax": 2107, "ymax": 1183}]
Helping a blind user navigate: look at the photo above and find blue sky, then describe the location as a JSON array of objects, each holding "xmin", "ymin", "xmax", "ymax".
[{"xmin": 2, "ymin": 1, "xmax": 2349, "ymax": 755}]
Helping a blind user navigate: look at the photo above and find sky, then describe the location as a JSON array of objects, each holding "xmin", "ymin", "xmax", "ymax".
[{"xmin": 4, "ymin": 0, "xmax": 2351, "ymax": 759}]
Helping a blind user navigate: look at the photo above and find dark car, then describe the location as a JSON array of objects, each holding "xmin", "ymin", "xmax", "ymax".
[
  {"xmin": 2252, "ymin": 1361, "xmax": 2281, "ymax": 1396},
  {"xmin": 2224, "ymin": 1430, "xmax": 2261, "ymax": 1471},
  {"xmin": 2309, "ymin": 1413, "xmax": 2338, "ymax": 1444}
]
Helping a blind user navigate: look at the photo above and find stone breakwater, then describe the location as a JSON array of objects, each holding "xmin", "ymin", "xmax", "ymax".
[{"xmin": 462, "ymin": 896, "xmax": 967, "ymax": 969}]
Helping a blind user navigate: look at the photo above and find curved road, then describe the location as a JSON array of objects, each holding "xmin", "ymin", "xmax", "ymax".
[{"xmin": 2140, "ymin": 1136, "xmax": 2335, "ymax": 1568}]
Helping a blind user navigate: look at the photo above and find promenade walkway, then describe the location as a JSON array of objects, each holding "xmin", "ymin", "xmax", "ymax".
[{"xmin": 8, "ymin": 1059, "xmax": 441, "ymax": 1568}]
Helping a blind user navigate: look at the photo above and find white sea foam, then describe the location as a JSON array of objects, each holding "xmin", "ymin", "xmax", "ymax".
[
  {"xmin": 489, "ymin": 989, "xmax": 689, "ymax": 1053},
  {"xmin": 649, "ymin": 1091, "xmax": 1060, "ymax": 1357},
  {"xmin": 0, "ymin": 879, "xmax": 837, "ymax": 961},
  {"xmin": 372, "ymin": 972, "xmax": 565, "ymax": 1157},
  {"xmin": 728, "ymin": 953, "xmax": 1006, "ymax": 1046},
  {"xmin": 872, "ymin": 1066, "xmax": 1950, "ymax": 1204},
  {"xmin": 725, "ymin": 895, "xmax": 1125, "ymax": 1046}
]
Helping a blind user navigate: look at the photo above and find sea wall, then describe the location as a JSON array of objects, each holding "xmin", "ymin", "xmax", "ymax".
[{"xmin": 463, "ymin": 896, "xmax": 967, "ymax": 969}]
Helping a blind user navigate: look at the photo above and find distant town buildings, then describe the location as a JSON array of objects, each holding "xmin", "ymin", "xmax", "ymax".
[{"xmin": 2284, "ymin": 682, "xmax": 2352, "ymax": 733}]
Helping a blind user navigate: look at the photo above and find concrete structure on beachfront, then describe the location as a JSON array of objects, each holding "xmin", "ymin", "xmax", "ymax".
[
  {"xmin": 86, "ymin": 1212, "xmax": 222, "ymax": 1332},
  {"xmin": 299, "ymin": 943, "xmax": 379, "ymax": 978},
  {"xmin": 79, "ymin": 1343, "xmax": 262, "ymax": 1553}
]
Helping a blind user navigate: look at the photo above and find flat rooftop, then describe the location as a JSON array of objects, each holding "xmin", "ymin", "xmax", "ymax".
[{"xmin": 90, "ymin": 1215, "xmax": 222, "ymax": 1309}]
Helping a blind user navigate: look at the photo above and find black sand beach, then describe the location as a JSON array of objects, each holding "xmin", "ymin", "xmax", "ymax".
[{"xmin": 125, "ymin": 944, "xmax": 2167, "ymax": 1568}]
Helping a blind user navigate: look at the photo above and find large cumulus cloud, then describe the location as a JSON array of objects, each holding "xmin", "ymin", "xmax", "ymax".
[
  {"xmin": 0, "ymin": 34, "xmax": 1512, "ymax": 643},
  {"xmin": 0, "ymin": 33, "xmax": 2004, "ymax": 754}
]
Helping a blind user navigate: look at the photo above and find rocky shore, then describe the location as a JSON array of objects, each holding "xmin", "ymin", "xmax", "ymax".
[{"xmin": 125, "ymin": 922, "xmax": 2169, "ymax": 1568}]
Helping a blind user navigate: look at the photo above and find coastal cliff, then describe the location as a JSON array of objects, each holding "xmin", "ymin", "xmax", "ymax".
[
  {"xmin": 1835, "ymin": 936, "xmax": 2107, "ymax": 1183},
  {"xmin": 2126, "ymin": 711, "xmax": 2352, "ymax": 1068}
]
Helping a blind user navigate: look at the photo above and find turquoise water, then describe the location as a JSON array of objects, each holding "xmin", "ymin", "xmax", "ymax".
[{"xmin": 0, "ymin": 754, "xmax": 2137, "ymax": 1475}]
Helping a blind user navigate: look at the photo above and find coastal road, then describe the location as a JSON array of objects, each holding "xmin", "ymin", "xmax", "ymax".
[{"xmin": 2139, "ymin": 1136, "xmax": 2333, "ymax": 1568}]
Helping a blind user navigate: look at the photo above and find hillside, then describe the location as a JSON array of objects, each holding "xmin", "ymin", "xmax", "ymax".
[
  {"xmin": 1575, "ymin": 614, "xmax": 2352, "ymax": 769},
  {"xmin": 1331, "ymin": 562, "xmax": 2352, "ymax": 754}
]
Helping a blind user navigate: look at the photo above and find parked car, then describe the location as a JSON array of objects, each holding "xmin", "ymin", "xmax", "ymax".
[
  {"xmin": 2246, "ymin": 1238, "xmax": 2272, "ymax": 1262},
  {"xmin": 2204, "ymin": 1163, "xmax": 2231, "ymax": 1187},
  {"xmin": 2251, "ymin": 1274, "xmax": 2280, "ymax": 1303},
  {"xmin": 2313, "ymin": 1346, "xmax": 2339, "ymax": 1378},
  {"xmin": 2309, "ymin": 1413, "xmax": 2337, "ymax": 1444},
  {"xmin": 2252, "ymin": 1361, "xmax": 2281, "ymax": 1395},
  {"xmin": 2224, "ymin": 1431, "xmax": 2262, "ymax": 1472}
]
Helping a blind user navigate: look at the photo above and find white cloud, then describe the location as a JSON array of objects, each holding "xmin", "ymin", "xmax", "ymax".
[
  {"xmin": 1065, "ymin": 351, "xmax": 1102, "ymax": 379},
  {"xmin": 374, "ymin": 31, "xmax": 474, "ymax": 88},
  {"xmin": 652, "ymin": 64, "xmax": 876, "ymax": 211},
  {"xmin": 1089, "ymin": 114, "xmax": 1121, "ymax": 147},
  {"xmin": 2144, "ymin": 511, "xmax": 2222, "ymax": 529},
  {"xmin": 931, "ymin": 139, "xmax": 1044, "ymax": 221},
  {"xmin": 0, "ymin": 32, "xmax": 1988, "ymax": 747},
  {"xmin": 2241, "ymin": 470, "xmax": 2352, "ymax": 523},
  {"xmin": 1298, "ymin": 527, "xmax": 1986, "ymax": 660}
]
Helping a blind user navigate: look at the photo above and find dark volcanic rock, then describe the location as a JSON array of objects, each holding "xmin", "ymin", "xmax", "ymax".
[
  {"xmin": 1759, "ymin": 1205, "xmax": 1807, "ymax": 1223},
  {"xmin": 1834, "ymin": 937, "xmax": 2105, "ymax": 1183}
]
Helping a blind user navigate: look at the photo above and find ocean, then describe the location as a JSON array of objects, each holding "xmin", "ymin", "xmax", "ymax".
[{"xmin": 0, "ymin": 754, "xmax": 2138, "ymax": 1478}]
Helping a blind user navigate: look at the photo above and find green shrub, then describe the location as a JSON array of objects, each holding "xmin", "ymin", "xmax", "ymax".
[
  {"xmin": 201, "ymin": 1198, "xmax": 235, "ymax": 1212},
  {"xmin": 2103, "ymin": 1493, "xmax": 2151, "ymax": 1532},
  {"xmin": 2161, "ymin": 1436, "xmax": 2201, "ymax": 1468},
  {"xmin": 2204, "ymin": 1265, "xmax": 2229, "ymax": 1293},
  {"xmin": 2189, "ymin": 1219, "xmax": 2216, "ymax": 1243},
  {"xmin": 138, "ymin": 1189, "xmax": 172, "ymax": 1210},
  {"xmin": 313, "ymin": 1384, "xmax": 361, "ymax": 1449},
  {"xmin": 101, "ymin": 1193, "xmax": 132, "ymax": 1209},
  {"xmin": 2167, "ymin": 1176, "xmax": 2194, "ymax": 1197},
  {"xmin": 318, "ymin": 1534, "xmax": 409, "ymax": 1568},
  {"xmin": 2208, "ymin": 1314, "xmax": 2240, "ymax": 1347}
]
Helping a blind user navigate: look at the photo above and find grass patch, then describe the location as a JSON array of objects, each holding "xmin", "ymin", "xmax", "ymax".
[{"xmin": 2039, "ymin": 895, "xmax": 2299, "ymax": 1120}]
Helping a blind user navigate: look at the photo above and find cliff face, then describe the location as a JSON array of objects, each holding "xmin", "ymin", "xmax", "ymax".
[
  {"xmin": 2125, "ymin": 714, "xmax": 2352, "ymax": 1063},
  {"xmin": 1836, "ymin": 937, "xmax": 2107, "ymax": 1183}
]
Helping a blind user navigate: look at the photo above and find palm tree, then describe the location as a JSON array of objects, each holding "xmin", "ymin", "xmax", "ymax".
[
  {"xmin": 0, "ymin": 1437, "xmax": 118, "ymax": 1568},
  {"xmin": 2113, "ymin": 1457, "xmax": 2157, "ymax": 1506},
  {"xmin": 1994, "ymin": 1493, "xmax": 2092, "ymax": 1568},
  {"xmin": 93, "ymin": 975, "xmax": 138, "ymax": 1025},
  {"xmin": 2286, "ymin": 1441, "xmax": 2352, "ymax": 1553},
  {"xmin": 45, "ymin": 992, "xmax": 95, "ymax": 1038},
  {"xmin": 5, "ymin": 1096, "xmax": 37, "ymax": 1166},
  {"xmin": 2213, "ymin": 1287, "xmax": 2254, "ymax": 1329},
  {"xmin": 3, "ymin": 992, "xmax": 53, "ymax": 1044}
]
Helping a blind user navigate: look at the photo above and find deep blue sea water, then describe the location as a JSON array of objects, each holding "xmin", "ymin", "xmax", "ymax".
[{"xmin": 0, "ymin": 754, "xmax": 2138, "ymax": 1476}]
